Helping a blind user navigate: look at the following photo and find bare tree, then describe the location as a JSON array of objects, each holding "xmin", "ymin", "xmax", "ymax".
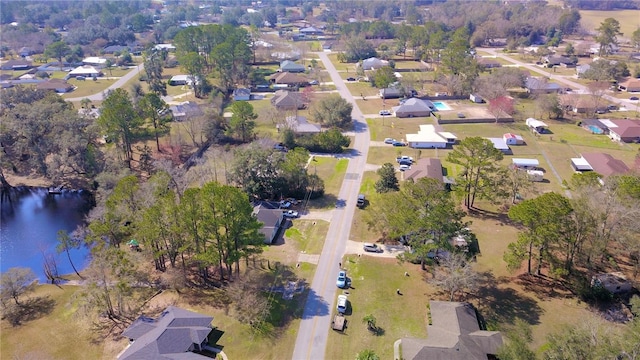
[
  {"xmin": 430, "ymin": 253, "xmax": 479, "ymax": 301},
  {"xmin": 587, "ymin": 81, "xmax": 609, "ymax": 117},
  {"xmin": 0, "ymin": 268, "xmax": 37, "ymax": 306}
]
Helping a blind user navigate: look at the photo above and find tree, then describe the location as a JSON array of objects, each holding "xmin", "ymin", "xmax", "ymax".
[
  {"xmin": 503, "ymin": 166, "xmax": 533, "ymax": 204},
  {"xmin": 342, "ymin": 36, "xmax": 377, "ymax": 62},
  {"xmin": 104, "ymin": 59, "xmax": 113, "ymax": 77},
  {"xmin": 98, "ymin": 89, "xmax": 143, "ymax": 168},
  {"xmin": 178, "ymin": 52, "xmax": 207, "ymax": 98},
  {"xmin": 496, "ymin": 319, "xmax": 536, "ymax": 360},
  {"xmin": 558, "ymin": 10, "xmax": 581, "ymax": 35},
  {"xmin": 138, "ymin": 93, "xmax": 170, "ymax": 151},
  {"xmin": 311, "ymin": 95, "xmax": 353, "ymax": 129},
  {"xmin": 143, "ymin": 49, "xmax": 167, "ymax": 96},
  {"xmin": 355, "ymin": 349, "xmax": 380, "ymax": 360},
  {"xmin": 440, "ymin": 27, "xmax": 479, "ymax": 95},
  {"xmin": 537, "ymin": 93, "xmax": 563, "ymax": 119},
  {"xmin": 227, "ymin": 101, "xmax": 257, "ymax": 143},
  {"xmin": 446, "ymin": 137, "xmax": 504, "ymax": 209},
  {"xmin": 0, "ymin": 268, "xmax": 36, "ymax": 306},
  {"xmin": 543, "ymin": 321, "xmax": 616, "ymax": 360},
  {"xmin": 632, "ymin": 28, "xmax": 640, "ymax": 50},
  {"xmin": 362, "ymin": 314, "xmax": 377, "ymax": 333},
  {"xmin": 505, "ymin": 192, "xmax": 573, "ymax": 275},
  {"xmin": 488, "ymin": 96, "xmax": 515, "ymax": 123},
  {"xmin": 370, "ymin": 66, "xmax": 397, "ymax": 89},
  {"xmin": 431, "ymin": 252, "xmax": 479, "ymax": 301},
  {"xmin": 56, "ymin": 230, "xmax": 83, "ymax": 278},
  {"xmin": 595, "ymin": 18, "xmax": 622, "ymax": 56},
  {"xmin": 375, "ymin": 163, "xmax": 399, "ymax": 193},
  {"xmin": 44, "ymin": 41, "xmax": 70, "ymax": 63}
]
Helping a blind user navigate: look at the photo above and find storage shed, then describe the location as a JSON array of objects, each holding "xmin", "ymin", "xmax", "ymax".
[
  {"xmin": 571, "ymin": 157, "xmax": 593, "ymax": 172},
  {"xmin": 527, "ymin": 170, "xmax": 544, "ymax": 182},
  {"xmin": 487, "ymin": 138, "xmax": 511, "ymax": 153},
  {"xmin": 503, "ymin": 133, "xmax": 524, "ymax": 145},
  {"xmin": 470, "ymin": 93, "xmax": 483, "ymax": 103},
  {"xmin": 526, "ymin": 118, "xmax": 548, "ymax": 133}
]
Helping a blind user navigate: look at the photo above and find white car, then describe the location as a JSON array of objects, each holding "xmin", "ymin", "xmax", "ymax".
[
  {"xmin": 283, "ymin": 210, "xmax": 299, "ymax": 218},
  {"xmin": 336, "ymin": 294, "xmax": 348, "ymax": 314},
  {"xmin": 399, "ymin": 164, "xmax": 410, "ymax": 171},
  {"xmin": 379, "ymin": 109, "xmax": 391, "ymax": 116},
  {"xmin": 384, "ymin": 138, "xmax": 396, "ymax": 144}
]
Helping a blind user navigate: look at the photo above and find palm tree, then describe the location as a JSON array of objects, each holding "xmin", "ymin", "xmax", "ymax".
[
  {"xmin": 362, "ymin": 314, "xmax": 377, "ymax": 333},
  {"xmin": 355, "ymin": 349, "xmax": 380, "ymax": 360}
]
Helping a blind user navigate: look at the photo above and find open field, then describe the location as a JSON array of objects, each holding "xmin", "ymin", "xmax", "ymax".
[
  {"xmin": 61, "ymin": 78, "xmax": 116, "ymax": 99},
  {"xmin": 346, "ymin": 82, "xmax": 379, "ymax": 97},
  {"xmin": 307, "ymin": 157, "xmax": 348, "ymax": 209},
  {"xmin": 325, "ymin": 256, "xmax": 434, "ymax": 360},
  {"xmin": 580, "ymin": 10, "xmax": 640, "ymax": 40},
  {"xmin": 350, "ymin": 171, "xmax": 382, "ymax": 242},
  {"xmin": 326, "ymin": 53, "xmax": 355, "ymax": 72}
]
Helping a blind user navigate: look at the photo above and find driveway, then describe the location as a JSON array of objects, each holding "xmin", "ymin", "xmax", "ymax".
[
  {"xmin": 344, "ymin": 240, "xmax": 406, "ymax": 258},
  {"xmin": 65, "ymin": 64, "xmax": 145, "ymax": 102},
  {"xmin": 291, "ymin": 53, "xmax": 371, "ymax": 360}
]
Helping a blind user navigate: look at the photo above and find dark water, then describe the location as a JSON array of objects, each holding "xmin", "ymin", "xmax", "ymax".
[{"xmin": 1, "ymin": 187, "xmax": 93, "ymax": 282}]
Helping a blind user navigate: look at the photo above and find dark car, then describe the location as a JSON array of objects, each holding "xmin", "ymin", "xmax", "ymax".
[
  {"xmin": 346, "ymin": 77, "xmax": 356, "ymax": 81},
  {"xmin": 630, "ymin": 96, "xmax": 639, "ymax": 101},
  {"xmin": 392, "ymin": 141, "xmax": 406, "ymax": 147},
  {"xmin": 398, "ymin": 159, "xmax": 412, "ymax": 166}
]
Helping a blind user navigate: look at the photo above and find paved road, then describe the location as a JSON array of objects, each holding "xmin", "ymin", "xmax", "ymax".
[
  {"xmin": 479, "ymin": 48, "xmax": 640, "ymax": 110},
  {"xmin": 65, "ymin": 64, "xmax": 145, "ymax": 102},
  {"xmin": 291, "ymin": 52, "xmax": 370, "ymax": 360}
]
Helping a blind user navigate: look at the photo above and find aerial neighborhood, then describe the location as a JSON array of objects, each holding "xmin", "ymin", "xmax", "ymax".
[{"xmin": 2, "ymin": 1, "xmax": 640, "ymax": 360}]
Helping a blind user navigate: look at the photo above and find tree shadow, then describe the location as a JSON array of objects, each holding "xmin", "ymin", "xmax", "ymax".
[
  {"xmin": 473, "ymin": 272, "xmax": 543, "ymax": 326},
  {"xmin": 299, "ymin": 288, "xmax": 330, "ymax": 319},
  {"xmin": 2, "ymin": 295, "xmax": 56, "ymax": 326},
  {"xmin": 513, "ymin": 273, "xmax": 574, "ymax": 300}
]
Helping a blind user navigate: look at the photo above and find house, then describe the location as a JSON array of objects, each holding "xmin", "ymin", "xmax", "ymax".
[
  {"xmin": 0, "ymin": 59, "xmax": 32, "ymax": 70},
  {"xmin": 119, "ymin": 306, "xmax": 217, "ymax": 360},
  {"xmin": 269, "ymin": 72, "xmax": 308, "ymax": 86},
  {"xmin": 271, "ymin": 90, "xmax": 306, "ymax": 110},
  {"xmin": 360, "ymin": 57, "xmax": 389, "ymax": 70},
  {"xmin": 322, "ymin": 41, "xmax": 335, "ymax": 51},
  {"xmin": 605, "ymin": 119, "xmax": 640, "ymax": 143},
  {"xmin": 299, "ymin": 26, "xmax": 324, "ymax": 36},
  {"xmin": 476, "ymin": 57, "xmax": 502, "ymax": 69},
  {"xmin": 487, "ymin": 137, "xmax": 511, "ymax": 153},
  {"xmin": 233, "ymin": 88, "xmax": 251, "ymax": 101},
  {"xmin": 68, "ymin": 65, "xmax": 102, "ymax": 78},
  {"xmin": 560, "ymin": 94, "xmax": 604, "ymax": 114},
  {"xmin": 618, "ymin": 78, "xmax": 640, "ymax": 92},
  {"xmin": 543, "ymin": 55, "xmax": 575, "ymax": 67},
  {"xmin": 403, "ymin": 158, "xmax": 445, "ymax": 183},
  {"xmin": 525, "ymin": 77, "xmax": 562, "ymax": 94},
  {"xmin": 571, "ymin": 153, "xmax": 630, "ymax": 177},
  {"xmin": 170, "ymin": 101, "xmax": 203, "ymax": 122},
  {"xmin": 154, "ymin": 43, "xmax": 176, "ymax": 52},
  {"xmin": 591, "ymin": 272, "xmax": 633, "ymax": 294},
  {"xmin": 470, "ymin": 93, "xmax": 483, "ymax": 103},
  {"xmin": 503, "ymin": 133, "xmax": 524, "ymax": 145},
  {"xmin": 406, "ymin": 125, "xmax": 457, "ymax": 148},
  {"xmin": 37, "ymin": 61, "xmax": 75, "ymax": 72},
  {"xmin": 280, "ymin": 60, "xmax": 306, "ymax": 73},
  {"xmin": 580, "ymin": 119, "xmax": 608, "ymax": 134},
  {"xmin": 277, "ymin": 115, "xmax": 322, "ymax": 134},
  {"xmin": 36, "ymin": 78, "xmax": 74, "ymax": 93},
  {"xmin": 103, "ymin": 45, "xmax": 131, "ymax": 54},
  {"xmin": 379, "ymin": 87, "xmax": 403, "ymax": 99},
  {"xmin": 512, "ymin": 158, "xmax": 539, "ymax": 169},
  {"xmin": 253, "ymin": 203, "xmax": 285, "ymax": 244},
  {"xmin": 398, "ymin": 301, "xmax": 502, "ymax": 360},
  {"xmin": 526, "ymin": 118, "xmax": 548, "ymax": 133},
  {"xmin": 393, "ymin": 98, "xmax": 435, "ymax": 118},
  {"xmin": 82, "ymin": 57, "xmax": 108, "ymax": 67},
  {"xmin": 169, "ymin": 75, "xmax": 200, "ymax": 86},
  {"xmin": 19, "ymin": 47, "xmax": 34, "ymax": 57}
]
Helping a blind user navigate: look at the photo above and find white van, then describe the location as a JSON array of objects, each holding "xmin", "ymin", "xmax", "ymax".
[{"xmin": 336, "ymin": 295, "xmax": 348, "ymax": 314}]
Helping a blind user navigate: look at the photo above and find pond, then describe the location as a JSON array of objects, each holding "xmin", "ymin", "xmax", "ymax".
[{"xmin": 1, "ymin": 187, "xmax": 94, "ymax": 282}]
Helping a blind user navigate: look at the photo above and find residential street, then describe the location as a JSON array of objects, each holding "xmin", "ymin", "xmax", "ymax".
[
  {"xmin": 291, "ymin": 52, "xmax": 371, "ymax": 360},
  {"xmin": 65, "ymin": 63, "xmax": 145, "ymax": 102}
]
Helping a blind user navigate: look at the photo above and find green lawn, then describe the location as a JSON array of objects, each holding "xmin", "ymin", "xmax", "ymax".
[
  {"xmin": 580, "ymin": 9, "xmax": 640, "ymax": 39},
  {"xmin": 325, "ymin": 257, "xmax": 435, "ymax": 360},
  {"xmin": 61, "ymin": 78, "xmax": 116, "ymax": 99},
  {"xmin": 350, "ymin": 171, "xmax": 383, "ymax": 242},
  {"xmin": 307, "ymin": 157, "xmax": 348, "ymax": 209},
  {"xmin": 345, "ymin": 82, "xmax": 379, "ymax": 97},
  {"xmin": 326, "ymin": 53, "xmax": 355, "ymax": 72},
  {"xmin": 283, "ymin": 219, "xmax": 330, "ymax": 255}
]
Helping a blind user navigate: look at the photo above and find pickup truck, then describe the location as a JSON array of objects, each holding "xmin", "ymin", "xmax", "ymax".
[{"xmin": 332, "ymin": 313, "xmax": 346, "ymax": 331}]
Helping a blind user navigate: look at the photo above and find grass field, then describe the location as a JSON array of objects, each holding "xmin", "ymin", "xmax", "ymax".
[
  {"xmin": 580, "ymin": 10, "xmax": 640, "ymax": 40},
  {"xmin": 307, "ymin": 157, "xmax": 348, "ymax": 209},
  {"xmin": 61, "ymin": 78, "xmax": 116, "ymax": 99}
]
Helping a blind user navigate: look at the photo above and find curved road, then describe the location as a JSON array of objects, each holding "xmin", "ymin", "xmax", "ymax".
[
  {"xmin": 291, "ymin": 53, "xmax": 370, "ymax": 360},
  {"xmin": 65, "ymin": 64, "xmax": 145, "ymax": 102}
]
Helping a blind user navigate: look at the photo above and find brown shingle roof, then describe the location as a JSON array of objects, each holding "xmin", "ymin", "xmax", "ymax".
[
  {"xmin": 404, "ymin": 158, "xmax": 443, "ymax": 182},
  {"xmin": 269, "ymin": 72, "xmax": 308, "ymax": 84},
  {"xmin": 609, "ymin": 119, "xmax": 640, "ymax": 139},
  {"xmin": 582, "ymin": 152, "xmax": 630, "ymax": 177}
]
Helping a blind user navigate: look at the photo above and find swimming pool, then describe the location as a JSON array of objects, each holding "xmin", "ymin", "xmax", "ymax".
[
  {"xmin": 588, "ymin": 125, "xmax": 604, "ymax": 134},
  {"xmin": 432, "ymin": 101, "xmax": 451, "ymax": 111}
]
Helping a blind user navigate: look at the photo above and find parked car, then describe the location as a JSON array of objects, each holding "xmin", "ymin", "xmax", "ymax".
[
  {"xmin": 457, "ymin": 113, "xmax": 466, "ymax": 118},
  {"xmin": 384, "ymin": 138, "xmax": 396, "ymax": 144},
  {"xmin": 398, "ymin": 159, "xmax": 412, "ymax": 166},
  {"xmin": 336, "ymin": 294, "xmax": 348, "ymax": 314},
  {"xmin": 630, "ymin": 96, "xmax": 639, "ymax": 101},
  {"xmin": 399, "ymin": 164, "xmax": 411, "ymax": 171},
  {"xmin": 336, "ymin": 271, "xmax": 347, "ymax": 288},
  {"xmin": 363, "ymin": 243, "xmax": 383, "ymax": 253},
  {"xmin": 279, "ymin": 200, "xmax": 291, "ymax": 209},
  {"xmin": 393, "ymin": 141, "xmax": 406, "ymax": 147},
  {"xmin": 346, "ymin": 77, "xmax": 356, "ymax": 81},
  {"xmin": 397, "ymin": 155, "xmax": 413, "ymax": 163},
  {"xmin": 309, "ymin": 80, "xmax": 319, "ymax": 85},
  {"xmin": 274, "ymin": 143, "xmax": 287, "ymax": 152},
  {"xmin": 379, "ymin": 109, "xmax": 391, "ymax": 116},
  {"xmin": 283, "ymin": 210, "xmax": 299, "ymax": 218}
]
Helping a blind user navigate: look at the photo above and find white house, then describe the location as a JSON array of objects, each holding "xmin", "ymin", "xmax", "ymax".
[
  {"xmin": 360, "ymin": 57, "xmax": 388, "ymax": 70},
  {"xmin": 82, "ymin": 57, "xmax": 107, "ymax": 66},
  {"xmin": 68, "ymin": 65, "xmax": 102, "ymax": 78},
  {"xmin": 154, "ymin": 44, "xmax": 176, "ymax": 51},
  {"xmin": 406, "ymin": 125, "xmax": 457, "ymax": 149}
]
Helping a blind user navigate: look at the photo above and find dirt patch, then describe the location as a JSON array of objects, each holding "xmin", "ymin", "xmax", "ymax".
[{"xmin": 4, "ymin": 173, "xmax": 52, "ymax": 187}]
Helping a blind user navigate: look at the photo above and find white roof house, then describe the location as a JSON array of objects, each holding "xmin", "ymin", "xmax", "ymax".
[
  {"xmin": 406, "ymin": 125, "xmax": 456, "ymax": 149},
  {"xmin": 525, "ymin": 118, "xmax": 548, "ymax": 129},
  {"xmin": 82, "ymin": 57, "xmax": 107, "ymax": 66},
  {"xmin": 487, "ymin": 137, "xmax": 510, "ymax": 153},
  {"xmin": 154, "ymin": 44, "xmax": 176, "ymax": 51},
  {"xmin": 68, "ymin": 65, "xmax": 102, "ymax": 77},
  {"xmin": 361, "ymin": 57, "xmax": 388, "ymax": 70}
]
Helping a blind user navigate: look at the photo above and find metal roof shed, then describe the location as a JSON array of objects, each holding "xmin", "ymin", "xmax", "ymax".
[
  {"xmin": 512, "ymin": 158, "xmax": 539, "ymax": 168},
  {"xmin": 571, "ymin": 157, "xmax": 593, "ymax": 171}
]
